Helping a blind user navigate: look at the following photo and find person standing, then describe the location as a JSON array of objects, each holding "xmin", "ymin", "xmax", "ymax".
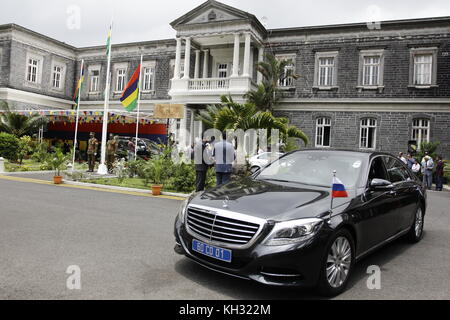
[
  {"xmin": 406, "ymin": 154, "xmax": 414, "ymax": 169},
  {"xmin": 399, "ymin": 152, "xmax": 407, "ymax": 165},
  {"xmin": 127, "ymin": 138, "xmax": 136, "ymax": 161},
  {"xmin": 106, "ymin": 134, "xmax": 118, "ymax": 174},
  {"xmin": 435, "ymin": 156, "xmax": 444, "ymax": 191},
  {"xmin": 87, "ymin": 132, "xmax": 99, "ymax": 173},
  {"xmin": 194, "ymin": 138, "xmax": 208, "ymax": 192},
  {"xmin": 421, "ymin": 155, "xmax": 434, "ymax": 189},
  {"xmin": 213, "ymin": 132, "xmax": 235, "ymax": 187},
  {"xmin": 411, "ymin": 159, "xmax": 421, "ymax": 177}
]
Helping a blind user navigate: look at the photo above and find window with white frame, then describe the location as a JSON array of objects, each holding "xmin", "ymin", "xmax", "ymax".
[
  {"xmin": 414, "ymin": 54, "xmax": 433, "ymax": 85},
  {"xmin": 360, "ymin": 118, "xmax": 377, "ymax": 149},
  {"xmin": 143, "ymin": 66, "xmax": 155, "ymax": 91},
  {"xmin": 362, "ymin": 56, "xmax": 381, "ymax": 86},
  {"xmin": 412, "ymin": 119, "xmax": 430, "ymax": 150},
  {"xmin": 359, "ymin": 50, "xmax": 384, "ymax": 87},
  {"xmin": 410, "ymin": 48, "xmax": 437, "ymax": 87},
  {"xmin": 276, "ymin": 54, "xmax": 296, "ymax": 88},
  {"xmin": 27, "ymin": 58, "xmax": 39, "ymax": 83},
  {"xmin": 316, "ymin": 117, "xmax": 331, "ymax": 147},
  {"xmin": 52, "ymin": 65, "xmax": 63, "ymax": 89},
  {"xmin": 116, "ymin": 68, "xmax": 126, "ymax": 92},
  {"xmin": 318, "ymin": 57, "xmax": 335, "ymax": 87},
  {"xmin": 90, "ymin": 70, "xmax": 100, "ymax": 93}
]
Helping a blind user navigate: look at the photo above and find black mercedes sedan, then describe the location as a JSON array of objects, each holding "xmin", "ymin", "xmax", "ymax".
[{"xmin": 174, "ymin": 150, "xmax": 426, "ymax": 296}]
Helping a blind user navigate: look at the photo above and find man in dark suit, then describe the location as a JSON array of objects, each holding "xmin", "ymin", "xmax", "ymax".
[{"xmin": 194, "ymin": 138, "xmax": 209, "ymax": 192}]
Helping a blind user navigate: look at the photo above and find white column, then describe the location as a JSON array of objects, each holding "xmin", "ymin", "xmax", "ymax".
[
  {"xmin": 182, "ymin": 37, "xmax": 191, "ymax": 79},
  {"xmin": 232, "ymin": 33, "xmax": 240, "ymax": 77},
  {"xmin": 194, "ymin": 50, "xmax": 201, "ymax": 79},
  {"xmin": 257, "ymin": 46, "xmax": 264, "ymax": 84},
  {"xmin": 243, "ymin": 33, "xmax": 251, "ymax": 77},
  {"xmin": 202, "ymin": 50, "xmax": 209, "ymax": 78},
  {"xmin": 190, "ymin": 109, "xmax": 195, "ymax": 145},
  {"xmin": 174, "ymin": 38, "xmax": 182, "ymax": 79}
]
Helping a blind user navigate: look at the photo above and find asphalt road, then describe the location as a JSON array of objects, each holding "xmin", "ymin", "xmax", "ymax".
[{"xmin": 0, "ymin": 177, "xmax": 449, "ymax": 300}]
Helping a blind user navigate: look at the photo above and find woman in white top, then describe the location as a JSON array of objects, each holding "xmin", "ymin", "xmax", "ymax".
[{"xmin": 411, "ymin": 160, "xmax": 421, "ymax": 174}]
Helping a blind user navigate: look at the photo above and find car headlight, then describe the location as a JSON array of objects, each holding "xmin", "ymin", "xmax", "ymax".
[
  {"xmin": 178, "ymin": 199, "xmax": 189, "ymax": 223},
  {"xmin": 263, "ymin": 218, "xmax": 324, "ymax": 246}
]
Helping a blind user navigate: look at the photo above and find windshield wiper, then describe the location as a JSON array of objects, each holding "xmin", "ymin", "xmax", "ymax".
[{"xmin": 258, "ymin": 178, "xmax": 328, "ymax": 188}]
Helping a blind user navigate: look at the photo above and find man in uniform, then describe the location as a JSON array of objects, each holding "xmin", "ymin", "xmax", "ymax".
[
  {"xmin": 106, "ymin": 134, "xmax": 118, "ymax": 173},
  {"xmin": 87, "ymin": 132, "xmax": 99, "ymax": 172}
]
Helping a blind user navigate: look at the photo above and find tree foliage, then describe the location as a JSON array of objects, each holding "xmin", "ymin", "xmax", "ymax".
[{"xmin": 0, "ymin": 101, "xmax": 48, "ymax": 137}]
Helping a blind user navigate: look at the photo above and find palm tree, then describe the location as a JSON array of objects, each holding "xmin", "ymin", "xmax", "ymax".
[
  {"xmin": 0, "ymin": 101, "xmax": 48, "ymax": 137},
  {"xmin": 244, "ymin": 53, "xmax": 299, "ymax": 112},
  {"xmin": 196, "ymin": 95, "xmax": 308, "ymax": 146}
]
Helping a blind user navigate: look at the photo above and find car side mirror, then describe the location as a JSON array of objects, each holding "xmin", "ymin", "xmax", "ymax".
[{"xmin": 370, "ymin": 178, "xmax": 394, "ymax": 191}]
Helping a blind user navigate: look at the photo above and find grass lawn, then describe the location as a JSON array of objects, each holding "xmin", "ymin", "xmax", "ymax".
[
  {"xmin": 5, "ymin": 159, "xmax": 88, "ymax": 172},
  {"xmin": 80, "ymin": 177, "xmax": 191, "ymax": 194}
]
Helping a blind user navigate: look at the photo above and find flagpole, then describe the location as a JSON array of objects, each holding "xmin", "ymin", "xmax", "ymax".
[
  {"xmin": 134, "ymin": 55, "xmax": 143, "ymax": 160},
  {"xmin": 71, "ymin": 59, "xmax": 84, "ymax": 173},
  {"xmin": 98, "ymin": 20, "xmax": 113, "ymax": 175},
  {"xmin": 330, "ymin": 170, "xmax": 336, "ymax": 215}
]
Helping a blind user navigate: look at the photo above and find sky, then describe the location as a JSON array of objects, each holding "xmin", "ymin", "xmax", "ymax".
[{"xmin": 1, "ymin": 0, "xmax": 449, "ymax": 48}]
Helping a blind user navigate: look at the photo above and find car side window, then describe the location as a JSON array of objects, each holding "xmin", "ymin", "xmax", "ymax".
[
  {"xmin": 368, "ymin": 157, "xmax": 389, "ymax": 182},
  {"xmin": 384, "ymin": 157, "xmax": 410, "ymax": 183}
]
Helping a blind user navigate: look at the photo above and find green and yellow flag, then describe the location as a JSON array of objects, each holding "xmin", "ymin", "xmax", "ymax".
[{"xmin": 106, "ymin": 24, "xmax": 112, "ymax": 56}]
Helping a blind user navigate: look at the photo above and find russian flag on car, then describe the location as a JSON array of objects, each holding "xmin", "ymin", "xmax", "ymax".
[{"xmin": 332, "ymin": 176, "xmax": 349, "ymax": 198}]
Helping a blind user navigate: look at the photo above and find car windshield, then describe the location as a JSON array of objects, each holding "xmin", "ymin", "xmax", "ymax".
[{"xmin": 256, "ymin": 151, "xmax": 366, "ymax": 189}]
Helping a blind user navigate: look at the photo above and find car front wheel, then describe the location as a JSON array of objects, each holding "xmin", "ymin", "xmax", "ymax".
[{"xmin": 316, "ymin": 229, "xmax": 355, "ymax": 297}]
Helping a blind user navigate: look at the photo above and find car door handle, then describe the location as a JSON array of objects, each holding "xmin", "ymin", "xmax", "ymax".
[{"xmin": 388, "ymin": 190, "xmax": 397, "ymax": 196}]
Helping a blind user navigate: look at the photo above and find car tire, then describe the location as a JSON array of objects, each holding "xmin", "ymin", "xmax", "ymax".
[
  {"xmin": 406, "ymin": 205, "xmax": 424, "ymax": 243},
  {"xmin": 316, "ymin": 229, "xmax": 355, "ymax": 297}
]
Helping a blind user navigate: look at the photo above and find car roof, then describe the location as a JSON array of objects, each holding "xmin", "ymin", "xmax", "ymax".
[{"xmin": 291, "ymin": 148, "xmax": 396, "ymax": 158}]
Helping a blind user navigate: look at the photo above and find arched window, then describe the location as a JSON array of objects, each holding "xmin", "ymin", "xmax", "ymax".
[
  {"xmin": 316, "ymin": 117, "xmax": 331, "ymax": 147},
  {"xmin": 360, "ymin": 118, "xmax": 377, "ymax": 150},
  {"xmin": 412, "ymin": 119, "xmax": 430, "ymax": 150}
]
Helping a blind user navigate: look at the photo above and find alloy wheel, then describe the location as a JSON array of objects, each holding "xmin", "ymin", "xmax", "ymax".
[
  {"xmin": 415, "ymin": 207, "xmax": 424, "ymax": 238},
  {"xmin": 326, "ymin": 237, "xmax": 352, "ymax": 288}
]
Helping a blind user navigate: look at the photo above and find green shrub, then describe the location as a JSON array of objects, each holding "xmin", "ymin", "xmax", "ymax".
[
  {"xmin": 17, "ymin": 136, "xmax": 33, "ymax": 165},
  {"xmin": 32, "ymin": 141, "xmax": 50, "ymax": 163},
  {"xmin": 0, "ymin": 132, "xmax": 19, "ymax": 161},
  {"xmin": 416, "ymin": 141, "xmax": 440, "ymax": 161},
  {"xmin": 165, "ymin": 162, "xmax": 196, "ymax": 193}
]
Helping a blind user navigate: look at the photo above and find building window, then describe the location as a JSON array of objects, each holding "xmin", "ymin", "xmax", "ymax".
[
  {"xmin": 143, "ymin": 66, "xmax": 155, "ymax": 91},
  {"xmin": 52, "ymin": 65, "xmax": 63, "ymax": 89},
  {"xmin": 116, "ymin": 68, "xmax": 126, "ymax": 92},
  {"xmin": 360, "ymin": 118, "xmax": 377, "ymax": 150},
  {"xmin": 414, "ymin": 54, "xmax": 433, "ymax": 85},
  {"xmin": 316, "ymin": 117, "xmax": 331, "ymax": 148},
  {"xmin": 412, "ymin": 119, "xmax": 430, "ymax": 150},
  {"xmin": 276, "ymin": 54, "xmax": 296, "ymax": 88},
  {"xmin": 409, "ymin": 48, "xmax": 438, "ymax": 87},
  {"xmin": 314, "ymin": 51, "xmax": 338, "ymax": 88},
  {"xmin": 358, "ymin": 50, "xmax": 384, "ymax": 89},
  {"xmin": 318, "ymin": 57, "xmax": 335, "ymax": 86},
  {"xmin": 27, "ymin": 58, "xmax": 39, "ymax": 83},
  {"xmin": 362, "ymin": 56, "xmax": 381, "ymax": 86},
  {"xmin": 90, "ymin": 70, "xmax": 100, "ymax": 92}
]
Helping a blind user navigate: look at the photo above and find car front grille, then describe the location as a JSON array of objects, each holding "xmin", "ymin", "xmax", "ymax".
[{"xmin": 186, "ymin": 206, "xmax": 261, "ymax": 247}]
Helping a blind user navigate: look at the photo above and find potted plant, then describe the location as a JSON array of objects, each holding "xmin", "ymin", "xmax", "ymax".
[
  {"xmin": 150, "ymin": 157, "xmax": 165, "ymax": 196},
  {"xmin": 47, "ymin": 148, "xmax": 69, "ymax": 184}
]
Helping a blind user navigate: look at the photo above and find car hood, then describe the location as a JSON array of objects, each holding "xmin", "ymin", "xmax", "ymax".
[{"xmin": 190, "ymin": 178, "xmax": 354, "ymax": 221}]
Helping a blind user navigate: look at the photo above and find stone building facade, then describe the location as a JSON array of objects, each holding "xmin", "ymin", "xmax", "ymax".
[{"xmin": 0, "ymin": 0, "xmax": 449, "ymax": 157}]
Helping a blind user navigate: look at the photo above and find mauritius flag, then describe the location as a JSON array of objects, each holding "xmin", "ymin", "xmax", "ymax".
[
  {"xmin": 120, "ymin": 64, "xmax": 141, "ymax": 112},
  {"xmin": 332, "ymin": 176, "xmax": 349, "ymax": 198}
]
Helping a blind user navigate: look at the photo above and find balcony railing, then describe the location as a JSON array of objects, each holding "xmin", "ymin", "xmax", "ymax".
[{"xmin": 188, "ymin": 78, "xmax": 230, "ymax": 91}]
